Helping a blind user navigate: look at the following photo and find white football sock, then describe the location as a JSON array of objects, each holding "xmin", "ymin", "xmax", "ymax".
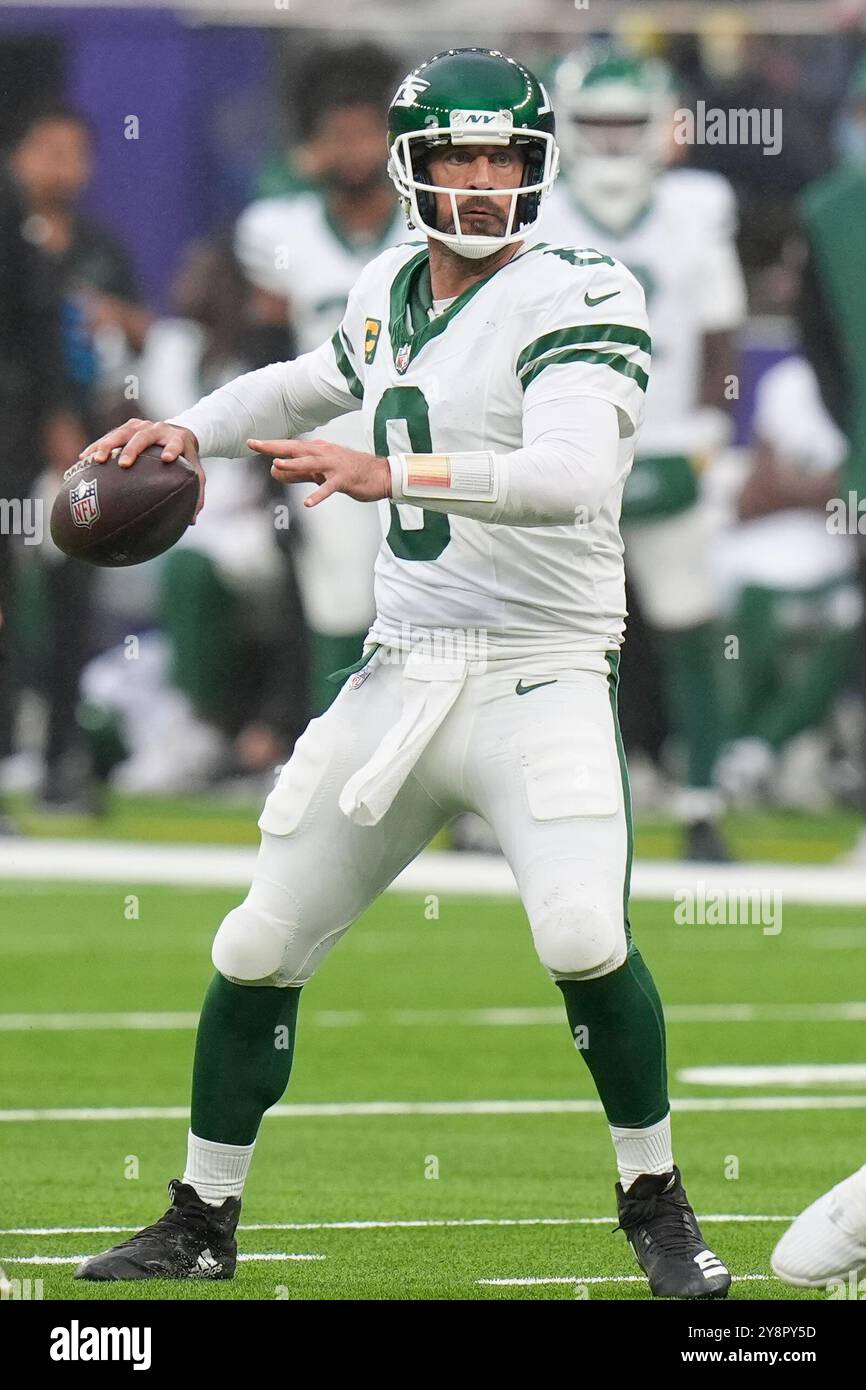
[
  {"xmin": 610, "ymin": 1114, "xmax": 674, "ymax": 1191},
  {"xmin": 183, "ymin": 1130, "xmax": 255, "ymax": 1205}
]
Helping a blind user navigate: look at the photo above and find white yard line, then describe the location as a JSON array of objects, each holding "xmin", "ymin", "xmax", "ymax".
[
  {"xmin": 680, "ymin": 1063, "xmax": 866, "ymax": 1087},
  {"xmin": 2, "ymin": 1095, "xmax": 866, "ymax": 1123},
  {"xmin": 2, "ymin": 841, "xmax": 866, "ymax": 905},
  {"xmin": 2, "ymin": 1001, "xmax": 865, "ymax": 1032},
  {"xmin": 0, "ymin": 1214, "xmax": 796, "ymax": 1237},
  {"xmin": 0, "ymin": 1012, "xmax": 201, "ymax": 1032}
]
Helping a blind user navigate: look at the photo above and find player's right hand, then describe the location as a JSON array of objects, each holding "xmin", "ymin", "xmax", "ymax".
[
  {"xmin": 80, "ymin": 418, "xmax": 200, "ymax": 469},
  {"xmin": 80, "ymin": 418, "xmax": 205, "ymax": 520}
]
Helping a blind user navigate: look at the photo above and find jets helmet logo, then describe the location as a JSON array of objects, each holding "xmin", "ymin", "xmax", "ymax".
[
  {"xmin": 393, "ymin": 75, "xmax": 430, "ymax": 108},
  {"xmin": 69, "ymin": 477, "xmax": 100, "ymax": 528}
]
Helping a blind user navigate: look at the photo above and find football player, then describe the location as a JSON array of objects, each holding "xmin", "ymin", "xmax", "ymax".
[
  {"xmin": 545, "ymin": 48, "xmax": 748, "ymax": 861},
  {"xmin": 77, "ymin": 48, "xmax": 730, "ymax": 1299},
  {"xmin": 714, "ymin": 354, "xmax": 859, "ymax": 809},
  {"xmin": 235, "ymin": 42, "xmax": 410, "ymax": 712}
]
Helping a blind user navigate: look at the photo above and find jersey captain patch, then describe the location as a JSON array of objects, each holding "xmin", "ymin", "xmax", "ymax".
[{"xmin": 364, "ymin": 318, "xmax": 382, "ymax": 364}]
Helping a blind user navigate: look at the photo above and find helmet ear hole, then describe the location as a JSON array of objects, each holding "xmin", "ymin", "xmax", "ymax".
[
  {"xmin": 516, "ymin": 141, "xmax": 545, "ymax": 226},
  {"xmin": 410, "ymin": 154, "xmax": 437, "ymax": 225}
]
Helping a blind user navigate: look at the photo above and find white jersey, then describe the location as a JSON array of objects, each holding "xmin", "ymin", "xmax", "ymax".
[
  {"xmin": 713, "ymin": 357, "xmax": 854, "ymax": 600},
  {"xmin": 235, "ymin": 191, "xmax": 409, "ymax": 352},
  {"xmin": 176, "ymin": 239, "xmax": 650, "ymax": 656},
  {"xmin": 542, "ymin": 169, "xmax": 746, "ymax": 455},
  {"xmin": 355, "ymin": 243, "xmax": 648, "ymax": 654}
]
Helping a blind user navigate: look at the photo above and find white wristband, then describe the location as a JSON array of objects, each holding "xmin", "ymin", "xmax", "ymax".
[{"xmin": 390, "ymin": 451, "xmax": 499, "ymax": 503}]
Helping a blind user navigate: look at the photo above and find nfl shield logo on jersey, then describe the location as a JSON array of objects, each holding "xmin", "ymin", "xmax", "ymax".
[
  {"xmin": 69, "ymin": 477, "xmax": 100, "ymax": 528},
  {"xmin": 395, "ymin": 343, "xmax": 411, "ymax": 374}
]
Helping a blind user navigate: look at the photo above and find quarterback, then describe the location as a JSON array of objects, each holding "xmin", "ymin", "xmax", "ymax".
[{"xmin": 77, "ymin": 48, "xmax": 730, "ymax": 1299}]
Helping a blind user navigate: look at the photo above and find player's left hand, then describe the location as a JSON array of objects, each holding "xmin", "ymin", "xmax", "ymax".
[{"xmin": 249, "ymin": 438, "xmax": 392, "ymax": 507}]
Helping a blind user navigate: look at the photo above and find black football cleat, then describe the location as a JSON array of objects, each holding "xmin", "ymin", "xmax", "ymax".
[
  {"xmin": 684, "ymin": 819, "xmax": 732, "ymax": 863},
  {"xmin": 615, "ymin": 1167, "xmax": 731, "ymax": 1299},
  {"xmin": 75, "ymin": 1180, "xmax": 240, "ymax": 1282}
]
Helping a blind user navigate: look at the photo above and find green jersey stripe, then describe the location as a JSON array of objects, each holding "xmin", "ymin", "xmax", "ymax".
[
  {"xmin": 330, "ymin": 329, "xmax": 364, "ymax": 400},
  {"xmin": 520, "ymin": 347, "xmax": 649, "ymax": 394},
  {"xmin": 516, "ymin": 322, "xmax": 651, "ymax": 377}
]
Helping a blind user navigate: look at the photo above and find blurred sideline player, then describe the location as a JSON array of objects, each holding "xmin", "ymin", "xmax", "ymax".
[
  {"xmin": 9, "ymin": 106, "xmax": 149, "ymax": 812},
  {"xmin": 545, "ymin": 48, "xmax": 747, "ymax": 861},
  {"xmin": 77, "ymin": 47, "xmax": 730, "ymax": 1299},
  {"xmin": 714, "ymin": 355, "xmax": 859, "ymax": 810},
  {"xmin": 771, "ymin": 57, "xmax": 866, "ymax": 1291},
  {"xmin": 235, "ymin": 42, "xmax": 409, "ymax": 713},
  {"xmin": 133, "ymin": 239, "xmax": 304, "ymax": 788}
]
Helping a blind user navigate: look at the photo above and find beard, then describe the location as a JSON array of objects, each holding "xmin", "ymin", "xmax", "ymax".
[{"xmin": 436, "ymin": 201, "xmax": 510, "ymax": 239}]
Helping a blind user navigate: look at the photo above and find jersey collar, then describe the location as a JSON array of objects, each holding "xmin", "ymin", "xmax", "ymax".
[{"xmin": 389, "ymin": 248, "xmax": 503, "ymax": 374}]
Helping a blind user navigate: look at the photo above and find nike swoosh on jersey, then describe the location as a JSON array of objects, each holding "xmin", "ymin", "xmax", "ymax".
[
  {"xmin": 515, "ymin": 679, "xmax": 558, "ymax": 696},
  {"xmin": 584, "ymin": 290, "xmax": 621, "ymax": 307}
]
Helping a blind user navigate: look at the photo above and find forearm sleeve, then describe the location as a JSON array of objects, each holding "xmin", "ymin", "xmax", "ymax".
[
  {"xmin": 169, "ymin": 339, "xmax": 361, "ymax": 459},
  {"xmin": 388, "ymin": 395, "xmax": 621, "ymax": 527}
]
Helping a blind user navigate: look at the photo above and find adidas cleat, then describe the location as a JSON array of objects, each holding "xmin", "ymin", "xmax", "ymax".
[
  {"xmin": 75, "ymin": 1180, "xmax": 240, "ymax": 1282},
  {"xmin": 615, "ymin": 1167, "xmax": 731, "ymax": 1299}
]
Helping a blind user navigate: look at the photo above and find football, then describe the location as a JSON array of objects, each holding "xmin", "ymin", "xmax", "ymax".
[{"xmin": 50, "ymin": 446, "xmax": 200, "ymax": 567}]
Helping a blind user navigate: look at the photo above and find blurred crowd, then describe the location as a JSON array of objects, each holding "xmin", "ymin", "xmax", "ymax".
[{"xmin": 1, "ymin": 27, "xmax": 866, "ymax": 854}]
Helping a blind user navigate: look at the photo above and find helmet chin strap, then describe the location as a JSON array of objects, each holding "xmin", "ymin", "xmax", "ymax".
[
  {"xmin": 414, "ymin": 161, "xmax": 514, "ymax": 259},
  {"xmin": 423, "ymin": 182, "xmax": 523, "ymax": 258}
]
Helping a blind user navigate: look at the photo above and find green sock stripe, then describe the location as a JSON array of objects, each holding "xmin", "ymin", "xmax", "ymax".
[
  {"xmin": 623, "ymin": 946, "xmax": 670, "ymax": 1125},
  {"xmin": 557, "ymin": 950, "xmax": 669, "ymax": 1128},
  {"xmin": 658, "ymin": 623, "xmax": 723, "ymax": 789},
  {"xmin": 191, "ymin": 974, "xmax": 301, "ymax": 1146}
]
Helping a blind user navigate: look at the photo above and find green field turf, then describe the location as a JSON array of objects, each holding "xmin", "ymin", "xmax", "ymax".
[
  {"xmin": 5, "ymin": 790, "xmax": 864, "ymax": 861},
  {"xmin": 1, "ymin": 882, "xmax": 864, "ymax": 1300}
]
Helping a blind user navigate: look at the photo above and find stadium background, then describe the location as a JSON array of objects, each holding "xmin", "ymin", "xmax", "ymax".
[{"xmin": 1, "ymin": 0, "xmax": 865, "ymax": 1303}]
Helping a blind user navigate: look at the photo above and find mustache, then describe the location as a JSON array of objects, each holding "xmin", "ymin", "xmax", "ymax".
[
  {"xmin": 439, "ymin": 199, "xmax": 510, "ymax": 234},
  {"xmin": 458, "ymin": 200, "xmax": 505, "ymax": 217}
]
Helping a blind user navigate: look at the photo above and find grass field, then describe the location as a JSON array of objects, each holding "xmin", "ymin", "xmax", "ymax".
[
  {"xmin": 6, "ymin": 790, "xmax": 863, "ymax": 861},
  {"xmin": 1, "ymin": 871, "xmax": 864, "ymax": 1301}
]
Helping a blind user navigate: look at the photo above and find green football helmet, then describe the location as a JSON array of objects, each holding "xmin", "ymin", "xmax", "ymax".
[
  {"xmin": 554, "ymin": 46, "xmax": 675, "ymax": 232},
  {"xmin": 387, "ymin": 47, "xmax": 559, "ymax": 259}
]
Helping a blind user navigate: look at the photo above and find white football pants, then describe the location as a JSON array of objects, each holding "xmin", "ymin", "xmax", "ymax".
[{"xmin": 212, "ymin": 645, "xmax": 632, "ymax": 987}]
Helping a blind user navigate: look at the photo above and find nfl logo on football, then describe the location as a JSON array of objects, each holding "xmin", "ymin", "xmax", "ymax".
[{"xmin": 69, "ymin": 477, "xmax": 100, "ymax": 528}]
